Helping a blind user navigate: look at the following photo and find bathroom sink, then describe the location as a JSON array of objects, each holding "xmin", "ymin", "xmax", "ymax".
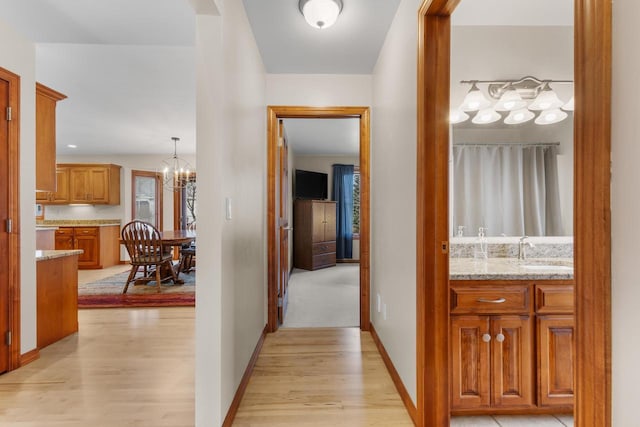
[{"xmin": 521, "ymin": 264, "xmax": 572, "ymax": 271}]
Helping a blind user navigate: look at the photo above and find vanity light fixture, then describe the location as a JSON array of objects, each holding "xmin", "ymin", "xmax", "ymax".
[
  {"xmin": 494, "ymin": 84, "xmax": 527, "ymax": 111},
  {"xmin": 504, "ymin": 108, "xmax": 535, "ymax": 125},
  {"xmin": 449, "ymin": 108, "xmax": 469, "ymax": 124},
  {"xmin": 460, "ymin": 83, "xmax": 492, "ymax": 112},
  {"xmin": 562, "ymin": 95, "xmax": 575, "ymax": 111},
  {"xmin": 472, "ymin": 107, "xmax": 501, "ymax": 125},
  {"xmin": 535, "ymin": 108, "xmax": 568, "ymax": 125},
  {"xmin": 299, "ymin": 0, "xmax": 343, "ymax": 29},
  {"xmin": 528, "ymin": 83, "xmax": 565, "ymax": 111}
]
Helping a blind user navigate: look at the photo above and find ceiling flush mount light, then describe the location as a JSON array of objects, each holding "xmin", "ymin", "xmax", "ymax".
[
  {"xmin": 460, "ymin": 83, "xmax": 491, "ymax": 112},
  {"xmin": 449, "ymin": 108, "xmax": 469, "ymax": 124},
  {"xmin": 472, "ymin": 107, "xmax": 501, "ymax": 125},
  {"xmin": 160, "ymin": 137, "xmax": 193, "ymax": 191},
  {"xmin": 299, "ymin": 0, "xmax": 343, "ymax": 29},
  {"xmin": 504, "ymin": 108, "xmax": 535, "ymax": 125},
  {"xmin": 535, "ymin": 108, "xmax": 568, "ymax": 125}
]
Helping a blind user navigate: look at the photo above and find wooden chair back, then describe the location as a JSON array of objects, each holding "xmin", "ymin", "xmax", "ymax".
[{"xmin": 121, "ymin": 220, "xmax": 164, "ymax": 265}]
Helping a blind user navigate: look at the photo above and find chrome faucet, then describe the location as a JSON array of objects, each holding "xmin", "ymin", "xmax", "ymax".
[{"xmin": 518, "ymin": 236, "xmax": 535, "ymax": 260}]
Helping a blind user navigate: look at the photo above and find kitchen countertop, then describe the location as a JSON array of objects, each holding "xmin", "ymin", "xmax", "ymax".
[
  {"xmin": 37, "ymin": 219, "xmax": 121, "ymax": 227},
  {"xmin": 36, "ymin": 249, "xmax": 84, "ymax": 261},
  {"xmin": 450, "ymin": 257, "xmax": 574, "ymax": 280}
]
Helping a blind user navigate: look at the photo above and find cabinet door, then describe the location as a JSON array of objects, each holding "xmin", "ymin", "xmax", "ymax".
[
  {"xmin": 74, "ymin": 228, "xmax": 100, "ymax": 268},
  {"xmin": 538, "ymin": 315, "xmax": 574, "ymax": 407},
  {"xmin": 36, "ymin": 191, "xmax": 51, "ymax": 202},
  {"xmin": 491, "ymin": 315, "xmax": 535, "ymax": 408},
  {"xmin": 54, "ymin": 228, "xmax": 74, "ymax": 250},
  {"xmin": 69, "ymin": 168, "xmax": 91, "ymax": 203},
  {"xmin": 51, "ymin": 167, "xmax": 70, "ymax": 203},
  {"xmin": 451, "ymin": 315, "xmax": 491, "ymax": 410},
  {"xmin": 88, "ymin": 167, "xmax": 110, "ymax": 203},
  {"xmin": 311, "ymin": 202, "xmax": 326, "ymax": 243},
  {"xmin": 323, "ymin": 202, "xmax": 337, "ymax": 241}
]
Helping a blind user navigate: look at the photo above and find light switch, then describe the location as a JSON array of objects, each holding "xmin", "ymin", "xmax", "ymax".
[{"xmin": 225, "ymin": 197, "xmax": 232, "ymax": 220}]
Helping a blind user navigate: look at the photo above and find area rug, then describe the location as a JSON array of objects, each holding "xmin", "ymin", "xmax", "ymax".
[{"xmin": 78, "ymin": 270, "xmax": 195, "ymax": 309}]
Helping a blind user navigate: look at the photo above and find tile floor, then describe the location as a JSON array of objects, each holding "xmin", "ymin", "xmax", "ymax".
[{"xmin": 452, "ymin": 415, "xmax": 573, "ymax": 427}]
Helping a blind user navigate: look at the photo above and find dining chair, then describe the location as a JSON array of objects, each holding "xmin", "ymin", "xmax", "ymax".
[
  {"xmin": 179, "ymin": 221, "xmax": 196, "ymax": 274},
  {"xmin": 121, "ymin": 220, "xmax": 178, "ymax": 293}
]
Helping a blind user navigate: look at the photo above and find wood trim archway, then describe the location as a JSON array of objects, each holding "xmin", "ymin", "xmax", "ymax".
[
  {"xmin": 416, "ymin": 1, "xmax": 611, "ymax": 426},
  {"xmin": 266, "ymin": 106, "xmax": 370, "ymax": 332},
  {"xmin": 0, "ymin": 66, "xmax": 21, "ymax": 371}
]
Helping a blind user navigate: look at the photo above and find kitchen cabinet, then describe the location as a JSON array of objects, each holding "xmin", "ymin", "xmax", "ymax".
[
  {"xmin": 293, "ymin": 200, "xmax": 337, "ymax": 270},
  {"xmin": 38, "ymin": 164, "xmax": 121, "ymax": 205},
  {"xmin": 35, "ymin": 83, "xmax": 66, "ymax": 193},
  {"xmin": 54, "ymin": 226, "xmax": 120, "ymax": 269},
  {"xmin": 450, "ymin": 280, "xmax": 574, "ymax": 415}
]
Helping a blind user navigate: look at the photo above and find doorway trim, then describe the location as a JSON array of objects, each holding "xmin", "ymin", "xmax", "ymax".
[
  {"xmin": 266, "ymin": 106, "xmax": 370, "ymax": 332},
  {"xmin": 416, "ymin": 1, "xmax": 611, "ymax": 426},
  {"xmin": 0, "ymin": 66, "xmax": 21, "ymax": 371}
]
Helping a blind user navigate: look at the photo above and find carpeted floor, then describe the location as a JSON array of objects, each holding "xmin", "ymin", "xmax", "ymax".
[
  {"xmin": 281, "ymin": 264, "xmax": 359, "ymax": 328},
  {"xmin": 78, "ymin": 268, "xmax": 195, "ymax": 309}
]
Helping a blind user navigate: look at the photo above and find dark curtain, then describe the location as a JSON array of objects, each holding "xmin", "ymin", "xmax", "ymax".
[{"xmin": 332, "ymin": 164, "xmax": 354, "ymax": 259}]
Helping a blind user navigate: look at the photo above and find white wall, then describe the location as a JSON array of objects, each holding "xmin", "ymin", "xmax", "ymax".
[
  {"xmin": 0, "ymin": 18, "xmax": 37, "ymax": 355},
  {"xmin": 611, "ymin": 1, "xmax": 640, "ymax": 424},
  {"xmin": 266, "ymin": 74, "xmax": 372, "ymax": 106},
  {"xmin": 371, "ymin": 0, "xmax": 421, "ymax": 404},
  {"xmin": 451, "ymin": 26, "xmax": 574, "ymax": 236},
  {"xmin": 194, "ymin": 0, "xmax": 266, "ymax": 424}
]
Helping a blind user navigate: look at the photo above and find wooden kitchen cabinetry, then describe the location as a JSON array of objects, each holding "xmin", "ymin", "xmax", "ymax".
[
  {"xmin": 55, "ymin": 226, "xmax": 120, "ymax": 269},
  {"xmin": 450, "ymin": 280, "xmax": 574, "ymax": 415},
  {"xmin": 35, "ymin": 83, "xmax": 66, "ymax": 193},
  {"xmin": 293, "ymin": 200, "xmax": 337, "ymax": 270},
  {"xmin": 37, "ymin": 164, "xmax": 121, "ymax": 205}
]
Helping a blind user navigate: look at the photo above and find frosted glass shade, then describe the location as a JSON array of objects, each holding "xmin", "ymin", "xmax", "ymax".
[
  {"xmin": 472, "ymin": 108, "xmax": 501, "ymax": 124},
  {"xmin": 494, "ymin": 89, "xmax": 527, "ymax": 111},
  {"xmin": 529, "ymin": 87, "xmax": 564, "ymax": 111},
  {"xmin": 300, "ymin": 0, "xmax": 342, "ymax": 29},
  {"xmin": 460, "ymin": 84, "xmax": 491, "ymax": 112},
  {"xmin": 450, "ymin": 109, "xmax": 469, "ymax": 124},
  {"xmin": 535, "ymin": 108, "xmax": 568, "ymax": 125},
  {"xmin": 562, "ymin": 96, "xmax": 575, "ymax": 111},
  {"xmin": 504, "ymin": 108, "xmax": 535, "ymax": 125}
]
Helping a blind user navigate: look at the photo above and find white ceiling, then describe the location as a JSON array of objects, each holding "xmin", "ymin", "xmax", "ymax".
[
  {"xmin": 242, "ymin": 0, "xmax": 401, "ymax": 74},
  {"xmin": 283, "ymin": 118, "xmax": 359, "ymax": 156}
]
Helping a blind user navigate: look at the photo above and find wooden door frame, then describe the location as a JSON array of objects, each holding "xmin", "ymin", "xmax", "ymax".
[
  {"xmin": 416, "ymin": 1, "xmax": 611, "ymax": 426},
  {"xmin": 0, "ymin": 67, "xmax": 21, "ymax": 371},
  {"xmin": 267, "ymin": 106, "xmax": 371, "ymax": 332}
]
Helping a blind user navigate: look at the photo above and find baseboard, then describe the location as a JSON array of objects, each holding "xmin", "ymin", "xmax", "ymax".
[
  {"xmin": 369, "ymin": 323, "xmax": 417, "ymax": 424},
  {"xmin": 222, "ymin": 324, "xmax": 268, "ymax": 427},
  {"xmin": 336, "ymin": 259, "xmax": 360, "ymax": 264},
  {"xmin": 20, "ymin": 348, "xmax": 40, "ymax": 366}
]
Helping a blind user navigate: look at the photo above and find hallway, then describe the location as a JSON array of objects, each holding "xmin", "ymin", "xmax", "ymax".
[{"xmin": 233, "ymin": 328, "xmax": 413, "ymax": 426}]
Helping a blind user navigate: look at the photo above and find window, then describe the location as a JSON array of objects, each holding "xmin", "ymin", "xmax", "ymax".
[
  {"xmin": 175, "ymin": 175, "xmax": 196, "ymax": 230},
  {"xmin": 352, "ymin": 169, "xmax": 360, "ymax": 236},
  {"xmin": 132, "ymin": 171, "xmax": 162, "ymax": 229}
]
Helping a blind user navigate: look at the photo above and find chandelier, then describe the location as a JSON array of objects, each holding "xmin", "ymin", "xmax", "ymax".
[
  {"xmin": 160, "ymin": 137, "xmax": 193, "ymax": 191},
  {"xmin": 451, "ymin": 76, "xmax": 574, "ymax": 126}
]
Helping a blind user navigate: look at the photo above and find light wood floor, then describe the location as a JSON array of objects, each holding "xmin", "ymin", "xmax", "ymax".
[
  {"xmin": 233, "ymin": 328, "xmax": 414, "ymax": 426},
  {"xmin": 0, "ymin": 308, "xmax": 194, "ymax": 427}
]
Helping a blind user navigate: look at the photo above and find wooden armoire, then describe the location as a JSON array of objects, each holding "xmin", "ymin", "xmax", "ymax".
[{"xmin": 293, "ymin": 200, "xmax": 337, "ymax": 270}]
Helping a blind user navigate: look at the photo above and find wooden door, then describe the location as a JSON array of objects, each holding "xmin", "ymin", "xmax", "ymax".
[
  {"xmin": 277, "ymin": 121, "xmax": 290, "ymax": 324},
  {"xmin": 451, "ymin": 315, "xmax": 491, "ymax": 409},
  {"xmin": 0, "ymin": 74, "xmax": 10, "ymax": 373},
  {"xmin": 538, "ymin": 315, "xmax": 575, "ymax": 407},
  {"xmin": 69, "ymin": 167, "xmax": 91, "ymax": 203},
  {"xmin": 324, "ymin": 202, "xmax": 337, "ymax": 242},
  {"xmin": 491, "ymin": 315, "xmax": 534, "ymax": 408}
]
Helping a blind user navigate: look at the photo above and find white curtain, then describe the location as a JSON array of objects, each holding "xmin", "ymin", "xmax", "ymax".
[{"xmin": 452, "ymin": 144, "xmax": 564, "ymax": 237}]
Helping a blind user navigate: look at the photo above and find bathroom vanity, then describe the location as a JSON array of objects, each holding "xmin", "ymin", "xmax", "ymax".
[{"xmin": 449, "ymin": 251, "xmax": 574, "ymax": 415}]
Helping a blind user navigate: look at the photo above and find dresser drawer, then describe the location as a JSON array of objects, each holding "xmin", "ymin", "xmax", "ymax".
[
  {"xmin": 535, "ymin": 284, "xmax": 574, "ymax": 314},
  {"xmin": 312, "ymin": 252, "xmax": 336, "ymax": 269},
  {"xmin": 312, "ymin": 241, "xmax": 336, "ymax": 255},
  {"xmin": 450, "ymin": 283, "xmax": 531, "ymax": 314}
]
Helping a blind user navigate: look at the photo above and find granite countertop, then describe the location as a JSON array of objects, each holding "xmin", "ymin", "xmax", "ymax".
[
  {"xmin": 36, "ymin": 226, "xmax": 59, "ymax": 230},
  {"xmin": 450, "ymin": 257, "xmax": 574, "ymax": 280},
  {"xmin": 37, "ymin": 219, "xmax": 121, "ymax": 227},
  {"xmin": 36, "ymin": 249, "xmax": 84, "ymax": 261}
]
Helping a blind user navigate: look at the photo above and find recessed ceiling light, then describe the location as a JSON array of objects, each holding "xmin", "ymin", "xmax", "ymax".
[{"xmin": 67, "ymin": 144, "xmax": 77, "ymax": 149}]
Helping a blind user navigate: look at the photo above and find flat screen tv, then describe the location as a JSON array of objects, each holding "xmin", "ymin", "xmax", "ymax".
[{"xmin": 294, "ymin": 169, "xmax": 328, "ymax": 200}]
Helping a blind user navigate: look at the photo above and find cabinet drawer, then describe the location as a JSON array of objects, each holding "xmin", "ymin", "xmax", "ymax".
[
  {"xmin": 451, "ymin": 284, "xmax": 531, "ymax": 314},
  {"xmin": 55, "ymin": 228, "xmax": 74, "ymax": 236},
  {"xmin": 74, "ymin": 227, "xmax": 98, "ymax": 236},
  {"xmin": 312, "ymin": 252, "xmax": 336, "ymax": 269},
  {"xmin": 312, "ymin": 241, "xmax": 336, "ymax": 255},
  {"xmin": 536, "ymin": 285, "xmax": 574, "ymax": 314}
]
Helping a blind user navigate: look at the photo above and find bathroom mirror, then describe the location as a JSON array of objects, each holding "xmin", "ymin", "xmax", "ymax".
[{"xmin": 449, "ymin": 5, "xmax": 574, "ymax": 238}]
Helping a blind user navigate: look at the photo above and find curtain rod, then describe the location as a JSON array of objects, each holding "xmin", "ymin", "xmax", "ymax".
[{"xmin": 453, "ymin": 142, "xmax": 560, "ymax": 147}]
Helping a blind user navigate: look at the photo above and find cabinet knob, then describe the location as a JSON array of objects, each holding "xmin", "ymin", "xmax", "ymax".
[
  {"xmin": 482, "ymin": 333, "xmax": 491, "ymax": 343},
  {"xmin": 496, "ymin": 333, "xmax": 505, "ymax": 343}
]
